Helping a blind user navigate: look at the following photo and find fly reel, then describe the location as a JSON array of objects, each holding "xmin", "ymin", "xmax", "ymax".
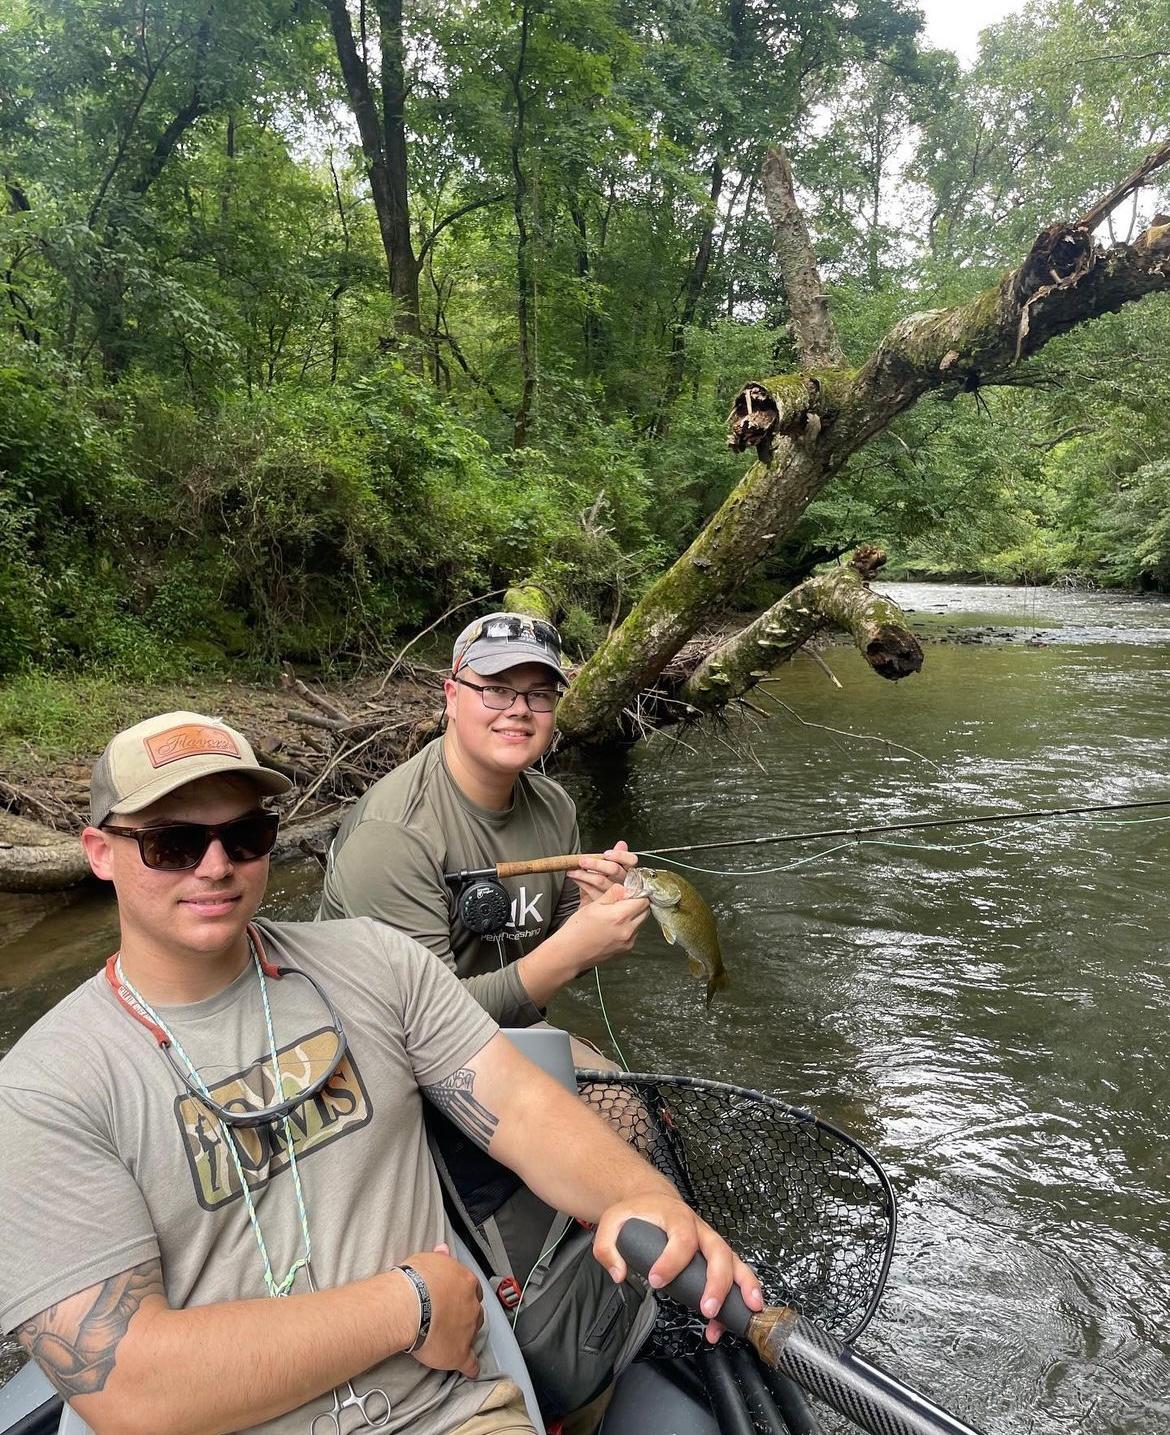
[{"xmin": 445, "ymin": 869, "xmax": 511, "ymax": 936}]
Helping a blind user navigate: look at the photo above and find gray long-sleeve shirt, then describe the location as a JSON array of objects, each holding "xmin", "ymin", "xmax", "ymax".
[{"xmin": 318, "ymin": 739, "xmax": 580, "ymax": 1025}]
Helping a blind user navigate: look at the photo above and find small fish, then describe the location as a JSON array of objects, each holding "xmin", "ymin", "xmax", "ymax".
[{"xmin": 624, "ymin": 866, "xmax": 728, "ymax": 1006}]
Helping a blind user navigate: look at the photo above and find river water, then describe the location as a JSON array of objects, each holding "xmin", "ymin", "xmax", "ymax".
[{"xmin": 2, "ymin": 583, "xmax": 1169, "ymax": 1432}]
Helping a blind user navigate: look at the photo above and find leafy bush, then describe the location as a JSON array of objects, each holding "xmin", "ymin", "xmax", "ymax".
[{"xmin": 0, "ymin": 342, "xmax": 156, "ymax": 675}]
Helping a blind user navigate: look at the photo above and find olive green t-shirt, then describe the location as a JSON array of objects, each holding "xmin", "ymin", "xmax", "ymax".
[
  {"xmin": 0, "ymin": 917, "xmax": 503, "ymax": 1435},
  {"xmin": 318, "ymin": 740, "xmax": 580, "ymax": 1027}
]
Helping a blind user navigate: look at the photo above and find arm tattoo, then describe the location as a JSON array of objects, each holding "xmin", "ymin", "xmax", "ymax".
[
  {"xmin": 422, "ymin": 1066, "xmax": 500, "ymax": 1148},
  {"xmin": 16, "ymin": 1258, "xmax": 164, "ymax": 1400}
]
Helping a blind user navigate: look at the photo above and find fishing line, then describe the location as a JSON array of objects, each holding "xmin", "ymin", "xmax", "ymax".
[
  {"xmin": 635, "ymin": 796, "xmax": 1170, "ymax": 863},
  {"xmin": 642, "ymin": 811, "xmax": 1170, "ymax": 878},
  {"xmin": 509, "ymin": 1218, "xmax": 578, "ymax": 1326},
  {"xmin": 649, "ymin": 840, "xmax": 858, "ymax": 878},
  {"xmin": 595, "ymin": 966, "xmax": 631, "ymax": 1070},
  {"xmin": 589, "ymin": 802, "xmax": 1170, "ymax": 1048}
]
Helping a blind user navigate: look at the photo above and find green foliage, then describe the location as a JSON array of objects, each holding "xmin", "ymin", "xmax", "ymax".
[
  {"xmin": 1097, "ymin": 460, "xmax": 1170, "ymax": 588},
  {"xmin": 1, "ymin": 0, "xmax": 1169, "ymax": 712},
  {"xmin": 0, "ymin": 670, "xmax": 217, "ymax": 756}
]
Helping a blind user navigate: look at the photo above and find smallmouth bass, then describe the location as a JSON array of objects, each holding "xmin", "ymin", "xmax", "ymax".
[{"xmin": 624, "ymin": 866, "xmax": 728, "ymax": 1007}]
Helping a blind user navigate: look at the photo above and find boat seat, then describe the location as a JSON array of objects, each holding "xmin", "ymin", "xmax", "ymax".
[{"xmin": 453, "ymin": 1231, "xmax": 543, "ymax": 1429}]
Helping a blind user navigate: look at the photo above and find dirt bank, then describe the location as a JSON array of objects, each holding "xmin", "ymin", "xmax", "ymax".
[{"xmin": 1, "ymin": 671, "xmax": 443, "ymax": 834}]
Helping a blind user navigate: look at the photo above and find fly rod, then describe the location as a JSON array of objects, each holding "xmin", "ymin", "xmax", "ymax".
[
  {"xmin": 617, "ymin": 1218, "xmax": 983, "ymax": 1435},
  {"xmin": 445, "ymin": 796, "xmax": 1170, "ymax": 881}
]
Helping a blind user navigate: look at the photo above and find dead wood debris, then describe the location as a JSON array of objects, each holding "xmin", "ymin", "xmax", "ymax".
[
  {"xmin": 0, "ymin": 777, "xmax": 85, "ymax": 834},
  {"xmin": 259, "ymin": 673, "xmax": 444, "ymax": 820}
]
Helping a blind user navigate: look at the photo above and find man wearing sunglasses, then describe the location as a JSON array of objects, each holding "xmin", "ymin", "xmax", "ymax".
[
  {"xmin": 0, "ymin": 711, "xmax": 762, "ymax": 1435},
  {"xmin": 319, "ymin": 612, "xmax": 651, "ymax": 1026}
]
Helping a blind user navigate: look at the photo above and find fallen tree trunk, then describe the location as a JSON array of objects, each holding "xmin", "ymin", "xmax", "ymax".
[
  {"xmin": 0, "ymin": 808, "xmax": 350, "ymax": 893},
  {"xmin": 680, "ymin": 548, "xmax": 921, "ymax": 710},
  {"xmin": 0, "ymin": 820, "xmax": 91, "ymax": 892},
  {"xmin": 556, "ymin": 143, "xmax": 1170, "ymax": 744}
]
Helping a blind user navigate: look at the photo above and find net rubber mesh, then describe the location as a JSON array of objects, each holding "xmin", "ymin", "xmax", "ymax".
[{"xmin": 576, "ymin": 1072, "xmax": 896, "ymax": 1359}]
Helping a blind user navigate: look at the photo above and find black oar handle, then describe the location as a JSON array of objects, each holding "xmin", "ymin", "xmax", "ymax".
[
  {"xmin": 616, "ymin": 1220, "xmax": 985, "ymax": 1435},
  {"xmin": 618, "ymin": 1217, "xmax": 756, "ymax": 1333}
]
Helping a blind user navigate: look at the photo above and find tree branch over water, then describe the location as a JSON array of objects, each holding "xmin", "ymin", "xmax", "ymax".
[{"xmin": 557, "ymin": 144, "xmax": 1170, "ymax": 744}]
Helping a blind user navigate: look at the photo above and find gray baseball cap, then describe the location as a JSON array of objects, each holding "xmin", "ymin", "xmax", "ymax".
[
  {"xmin": 451, "ymin": 612, "xmax": 569, "ymax": 683},
  {"xmin": 90, "ymin": 711, "xmax": 291, "ymax": 827}
]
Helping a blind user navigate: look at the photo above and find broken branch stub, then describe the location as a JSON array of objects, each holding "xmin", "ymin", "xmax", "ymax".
[
  {"xmin": 760, "ymin": 146, "xmax": 847, "ymax": 370},
  {"xmin": 680, "ymin": 552, "xmax": 922, "ymax": 711},
  {"xmin": 726, "ymin": 372, "xmax": 846, "ymax": 457}
]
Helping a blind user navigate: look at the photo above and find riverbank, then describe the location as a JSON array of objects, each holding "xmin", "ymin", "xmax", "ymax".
[
  {"xmin": 5, "ymin": 580, "xmax": 1168, "ymax": 835},
  {"xmin": 0, "ymin": 668, "xmax": 441, "ymax": 833}
]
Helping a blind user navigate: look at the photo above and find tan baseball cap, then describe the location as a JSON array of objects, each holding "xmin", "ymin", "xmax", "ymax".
[{"xmin": 89, "ymin": 711, "xmax": 292, "ymax": 827}]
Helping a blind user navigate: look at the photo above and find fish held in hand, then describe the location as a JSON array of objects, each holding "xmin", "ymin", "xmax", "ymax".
[{"xmin": 624, "ymin": 866, "xmax": 728, "ymax": 1006}]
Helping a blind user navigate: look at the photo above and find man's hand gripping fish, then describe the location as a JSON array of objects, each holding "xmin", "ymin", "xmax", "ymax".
[{"xmin": 624, "ymin": 867, "xmax": 728, "ymax": 1006}]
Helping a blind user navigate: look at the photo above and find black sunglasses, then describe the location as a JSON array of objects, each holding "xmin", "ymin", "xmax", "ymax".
[
  {"xmin": 456, "ymin": 614, "xmax": 562, "ymax": 665},
  {"xmin": 102, "ymin": 811, "xmax": 280, "ymax": 871},
  {"xmin": 479, "ymin": 614, "xmax": 559, "ymax": 645}
]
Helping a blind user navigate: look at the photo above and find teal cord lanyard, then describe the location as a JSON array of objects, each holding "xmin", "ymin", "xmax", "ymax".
[{"xmin": 114, "ymin": 942, "xmax": 313, "ymax": 1298}]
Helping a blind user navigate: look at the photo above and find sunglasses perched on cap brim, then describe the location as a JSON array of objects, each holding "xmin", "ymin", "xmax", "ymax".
[
  {"xmin": 101, "ymin": 811, "xmax": 280, "ymax": 871},
  {"xmin": 454, "ymin": 615, "xmax": 562, "ymax": 670}
]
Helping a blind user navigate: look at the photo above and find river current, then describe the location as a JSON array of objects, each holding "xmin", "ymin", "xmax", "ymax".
[{"xmin": 2, "ymin": 582, "xmax": 1168, "ymax": 1432}]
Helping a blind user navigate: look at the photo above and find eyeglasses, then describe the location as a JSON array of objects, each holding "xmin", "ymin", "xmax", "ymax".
[
  {"xmin": 454, "ymin": 677, "xmax": 561, "ymax": 713},
  {"xmin": 101, "ymin": 811, "xmax": 280, "ymax": 871}
]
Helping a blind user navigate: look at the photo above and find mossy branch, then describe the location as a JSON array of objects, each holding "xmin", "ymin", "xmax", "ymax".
[
  {"xmin": 503, "ymin": 582, "xmax": 556, "ymax": 620},
  {"xmin": 680, "ymin": 549, "xmax": 921, "ymax": 710}
]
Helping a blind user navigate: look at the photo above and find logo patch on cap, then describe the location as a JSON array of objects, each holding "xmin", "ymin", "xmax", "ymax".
[{"xmin": 144, "ymin": 724, "xmax": 242, "ymax": 769}]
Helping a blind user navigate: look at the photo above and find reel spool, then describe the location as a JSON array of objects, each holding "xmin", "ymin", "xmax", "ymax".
[{"xmin": 448, "ymin": 872, "xmax": 511, "ymax": 936}]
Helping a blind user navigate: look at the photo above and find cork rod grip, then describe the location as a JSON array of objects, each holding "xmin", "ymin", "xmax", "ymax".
[{"xmin": 495, "ymin": 853, "xmax": 602, "ymax": 877}]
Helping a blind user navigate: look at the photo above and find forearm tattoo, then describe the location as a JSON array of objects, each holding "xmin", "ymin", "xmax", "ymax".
[
  {"xmin": 16, "ymin": 1259, "xmax": 164, "ymax": 1399},
  {"xmin": 422, "ymin": 1066, "xmax": 500, "ymax": 1147}
]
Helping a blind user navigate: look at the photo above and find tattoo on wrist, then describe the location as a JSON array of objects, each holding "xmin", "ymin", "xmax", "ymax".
[
  {"xmin": 422, "ymin": 1066, "xmax": 499, "ymax": 1147},
  {"xmin": 16, "ymin": 1259, "xmax": 164, "ymax": 1399}
]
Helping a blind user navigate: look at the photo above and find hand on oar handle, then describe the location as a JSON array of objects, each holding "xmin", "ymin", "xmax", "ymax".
[
  {"xmin": 615, "ymin": 1219, "xmax": 985, "ymax": 1435},
  {"xmin": 602, "ymin": 1208, "xmax": 762, "ymax": 1343},
  {"xmin": 615, "ymin": 1218, "xmax": 758, "ymax": 1338}
]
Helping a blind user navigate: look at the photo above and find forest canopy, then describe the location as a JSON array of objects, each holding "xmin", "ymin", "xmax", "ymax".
[{"xmin": 1, "ymin": 0, "xmax": 1168, "ymax": 681}]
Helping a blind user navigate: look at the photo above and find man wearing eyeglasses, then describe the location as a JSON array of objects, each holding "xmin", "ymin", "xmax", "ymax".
[
  {"xmin": 0, "ymin": 712, "xmax": 762, "ymax": 1435},
  {"xmin": 319, "ymin": 612, "xmax": 651, "ymax": 1027},
  {"xmin": 319, "ymin": 615, "xmax": 666, "ymax": 1431}
]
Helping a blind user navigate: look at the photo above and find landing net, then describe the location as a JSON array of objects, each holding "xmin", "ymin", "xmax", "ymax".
[{"xmin": 576, "ymin": 1071, "xmax": 896, "ymax": 1357}]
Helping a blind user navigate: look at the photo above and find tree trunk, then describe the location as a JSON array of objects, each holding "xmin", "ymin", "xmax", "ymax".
[
  {"xmin": 655, "ymin": 156, "xmax": 724, "ymax": 435},
  {"xmin": 0, "ymin": 811, "xmax": 89, "ymax": 893},
  {"xmin": 323, "ymin": 0, "xmax": 420, "ymax": 340},
  {"xmin": 0, "ymin": 842, "xmax": 92, "ymax": 893},
  {"xmin": 375, "ymin": 0, "xmax": 421, "ymax": 336},
  {"xmin": 569, "ymin": 199, "xmax": 602, "ymax": 374},
  {"xmin": 760, "ymin": 147, "xmax": 844, "ymax": 369},
  {"xmin": 510, "ymin": 0, "xmax": 536, "ymax": 448},
  {"xmin": 557, "ymin": 149, "xmax": 1170, "ymax": 744}
]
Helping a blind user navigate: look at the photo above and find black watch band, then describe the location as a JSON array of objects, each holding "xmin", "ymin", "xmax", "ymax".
[{"xmin": 398, "ymin": 1264, "xmax": 432, "ymax": 1353}]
